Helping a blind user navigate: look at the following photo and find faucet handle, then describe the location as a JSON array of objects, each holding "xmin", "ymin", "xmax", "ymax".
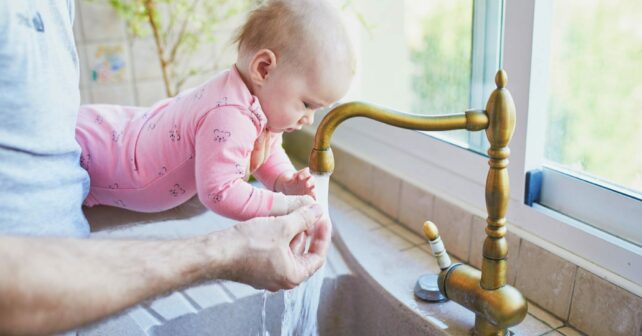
[{"xmin": 423, "ymin": 221, "xmax": 452, "ymax": 270}]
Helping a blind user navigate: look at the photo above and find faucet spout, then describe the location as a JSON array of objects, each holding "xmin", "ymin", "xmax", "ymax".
[{"xmin": 309, "ymin": 103, "xmax": 488, "ymax": 174}]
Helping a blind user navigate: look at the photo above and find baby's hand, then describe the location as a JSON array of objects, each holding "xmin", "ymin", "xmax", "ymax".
[{"xmin": 278, "ymin": 168, "xmax": 316, "ymax": 199}]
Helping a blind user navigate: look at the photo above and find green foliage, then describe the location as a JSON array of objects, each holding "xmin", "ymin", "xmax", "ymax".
[
  {"xmin": 409, "ymin": 1, "xmax": 473, "ymax": 144},
  {"xmin": 97, "ymin": 0, "xmax": 255, "ymax": 96},
  {"xmin": 545, "ymin": 0, "xmax": 642, "ymax": 192},
  {"xmin": 107, "ymin": 0, "xmax": 148, "ymax": 37},
  {"xmin": 340, "ymin": 0, "xmax": 374, "ymax": 32}
]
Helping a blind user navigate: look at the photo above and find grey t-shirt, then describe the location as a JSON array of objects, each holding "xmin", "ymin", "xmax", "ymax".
[{"xmin": 0, "ymin": 1, "xmax": 90, "ymax": 237}]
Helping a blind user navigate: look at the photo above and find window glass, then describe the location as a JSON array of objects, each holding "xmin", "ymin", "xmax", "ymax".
[
  {"xmin": 408, "ymin": 0, "xmax": 473, "ymax": 145},
  {"xmin": 351, "ymin": 0, "xmax": 475, "ymax": 147},
  {"xmin": 544, "ymin": 0, "xmax": 642, "ymax": 197}
]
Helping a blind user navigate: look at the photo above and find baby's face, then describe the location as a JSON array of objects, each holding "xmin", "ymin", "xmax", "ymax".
[{"xmin": 257, "ymin": 62, "xmax": 352, "ymax": 133}]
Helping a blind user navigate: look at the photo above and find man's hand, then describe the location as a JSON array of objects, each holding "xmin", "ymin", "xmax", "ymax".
[
  {"xmin": 275, "ymin": 168, "xmax": 316, "ymax": 199},
  {"xmin": 218, "ymin": 203, "xmax": 331, "ymax": 291}
]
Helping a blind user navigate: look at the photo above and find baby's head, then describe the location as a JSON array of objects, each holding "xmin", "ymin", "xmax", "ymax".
[{"xmin": 235, "ymin": 0, "xmax": 355, "ymax": 133}]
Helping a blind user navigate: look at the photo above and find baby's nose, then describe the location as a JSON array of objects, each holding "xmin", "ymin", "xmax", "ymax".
[{"xmin": 301, "ymin": 114, "xmax": 314, "ymax": 125}]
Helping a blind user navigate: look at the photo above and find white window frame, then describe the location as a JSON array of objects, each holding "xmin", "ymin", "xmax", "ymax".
[
  {"xmin": 522, "ymin": 0, "xmax": 642, "ymax": 246},
  {"xmin": 466, "ymin": 0, "xmax": 504, "ymax": 151},
  {"xmin": 308, "ymin": 0, "xmax": 642, "ymax": 293}
]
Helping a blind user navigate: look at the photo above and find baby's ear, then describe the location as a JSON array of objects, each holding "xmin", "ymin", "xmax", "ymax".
[{"xmin": 250, "ymin": 49, "xmax": 277, "ymax": 84}]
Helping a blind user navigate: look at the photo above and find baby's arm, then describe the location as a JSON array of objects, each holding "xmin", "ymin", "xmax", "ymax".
[
  {"xmin": 252, "ymin": 135, "xmax": 316, "ymax": 198},
  {"xmin": 195, "ymin": 108, "xmax": 298, "ymax": 221},
  {"xmin": 194, "ymin": 107, "xmax": 285, "ymax": 220}
]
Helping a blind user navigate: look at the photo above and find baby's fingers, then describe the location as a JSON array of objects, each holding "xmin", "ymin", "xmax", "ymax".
[
  {"xmin": 308, "ymin": 187, "xmax": 317, "ymax": 200},
  {"xmin": 296, "ymin": 171, "xmax": 309, "ymax": 181},
  {"xmin": 296, "ymin": 168, "xmax": 312, "ymax": 180},
  {"xmin": 300, "ymin": 174, "xmax": 313, "ymax": 184},
  {"xmin": 304, "ymin": 178, "xmax": 314, "ymax": 189}
]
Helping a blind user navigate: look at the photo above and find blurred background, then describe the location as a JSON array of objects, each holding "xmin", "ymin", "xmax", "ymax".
[{"xmin": 74, "ymin": 0, "xmax": 253, "ymax": 106}]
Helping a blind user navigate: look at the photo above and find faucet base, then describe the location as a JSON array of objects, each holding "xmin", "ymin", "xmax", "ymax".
[
  {"xmin": 414, "ymin": 274, "xmax": 447, "ymax": 302},
  {"xmin": 438, "ymin": 263, "xmax": 528, "ymax": 330},
  {"xmin": 472, "ymin": 318, "xmax": 514, "ymax": 336}
]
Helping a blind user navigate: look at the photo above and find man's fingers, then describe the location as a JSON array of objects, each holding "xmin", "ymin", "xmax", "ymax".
[
  {"xmin": 289, "ymin": 232, "xmax": 306, "ymax": 255},
  {"xmin": 295, "ymin": 195, "xmax": 314, "ymax": 208},
  {"xmin": 298, "ymin": 253, "xmax": 325, "ymax": 280},
  {"xmin": 282, "ymin": 203, "xmax": 323, "ymax": 237},
  {"xmin": 307, "ymin": 216, "xmax": 331, "ymax": 257}
]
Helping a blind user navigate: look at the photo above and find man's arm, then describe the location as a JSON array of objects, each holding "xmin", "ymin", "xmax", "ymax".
[{"xmin": 0, "ymin": 203, "xmax": 329, "ymax": 336}]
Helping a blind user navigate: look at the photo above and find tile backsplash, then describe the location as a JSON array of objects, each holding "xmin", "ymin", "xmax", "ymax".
[
  {"xmin": 283, "ymin": 130, "xmax": 642, "ymax": 336},
  {"xmin": 516, "ymin": 240, "xmax": 578, "ymax": 319}
]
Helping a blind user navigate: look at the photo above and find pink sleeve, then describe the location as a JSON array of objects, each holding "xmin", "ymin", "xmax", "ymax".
[
  {"xmin": 194, "ymin": 108, "xmax": 276, "ymax": 221},
  {"xmin": 253, "ymin": 135, "xmax": 296, "ymax": 191}
]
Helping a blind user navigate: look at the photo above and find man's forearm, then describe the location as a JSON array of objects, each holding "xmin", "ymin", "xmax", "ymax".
[{"xmin": 0, "ymin": 233, "xmax": 229, "ymax": 336}]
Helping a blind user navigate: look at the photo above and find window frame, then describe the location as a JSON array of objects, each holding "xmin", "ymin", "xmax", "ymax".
[
  {"xmin": 521, "ymin": 0, "xmax": 642, "ymax": 246},
  {"xmin": 498, "ymin": 0, "xmax": 641, "ymax": 289},
  {"xmin": 309, "ymin": 0, "xmax": 642, "ymax": 291},
  {"xmin": 467, "ymin": 0, "xmax": 504, "ymax": 151}
]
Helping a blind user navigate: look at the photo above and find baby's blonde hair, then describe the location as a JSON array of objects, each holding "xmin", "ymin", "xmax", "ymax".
[{"xmin": 235, "ymin": 0, "xmax": 354, "ymax": 72}]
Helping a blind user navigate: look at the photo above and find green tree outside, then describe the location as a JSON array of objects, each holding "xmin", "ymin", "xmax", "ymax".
[
  {"xmin": 408, "ymin": 0, "xmax": 473, "ymax": 146},
  {"xmin": 546, "ymin": 0, "xmax": 642, "ymax": 193}
]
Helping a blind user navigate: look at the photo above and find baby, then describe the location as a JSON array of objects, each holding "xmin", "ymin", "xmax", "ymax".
[{"xmin": 75, "ymin": 0, "xmax": 354, "ymax": 221}]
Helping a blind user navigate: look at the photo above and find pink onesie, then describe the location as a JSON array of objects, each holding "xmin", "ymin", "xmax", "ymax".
[{"xmin": 75, "ymin": 66, "xmax": 295, "ymax": 220}]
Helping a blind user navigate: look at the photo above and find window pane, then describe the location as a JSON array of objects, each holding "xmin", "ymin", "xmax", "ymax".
[
  {"xmin": 408, "ymin": 0, "xmax": 473, "ymax": 145},
  {"xmin": 351, "ymin": 0, "xmax": 474, "ymax": 146},
  {"xmin": 545, "ymin": 0, "xmax": 642, "ymax": 196}
]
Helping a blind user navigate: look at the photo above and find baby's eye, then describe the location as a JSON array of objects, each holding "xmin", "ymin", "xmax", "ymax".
[{"xmin": 303, "ymin": 102, "xmax": 311, "ymax": 109}]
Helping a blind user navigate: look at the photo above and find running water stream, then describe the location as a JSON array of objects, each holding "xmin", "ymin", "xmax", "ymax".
[
  {"xmin": 259, "ymin": 174, "xmax": 331, "ymax": 336},
  {"xmin": 260, "ymin": 290, "xmax": 269, "ymax": 336},
  {"xmin": 280, "ymin": 173, "xmax": 330, "ymax": 336}
]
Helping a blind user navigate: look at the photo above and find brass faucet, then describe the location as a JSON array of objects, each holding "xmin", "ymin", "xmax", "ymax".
[{"xmin": 309, "ymin": 70, "xmax": 527, "ymax": 335}]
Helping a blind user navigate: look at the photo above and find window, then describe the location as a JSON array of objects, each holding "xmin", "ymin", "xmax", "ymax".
[
  {"xmin": 544, "ymin": 0, "xmax": 642, "ymax": 196},
  {"xmin": 345, "ymin": 0, "xmax": 502, "ymax": 153},
  {"xmin": 528, "ymin": 0, "xmax": 642, "ymax": 246},
  {"xmin": 406, "ymin": 1, "xmax": 473, "ymax": 146}
]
